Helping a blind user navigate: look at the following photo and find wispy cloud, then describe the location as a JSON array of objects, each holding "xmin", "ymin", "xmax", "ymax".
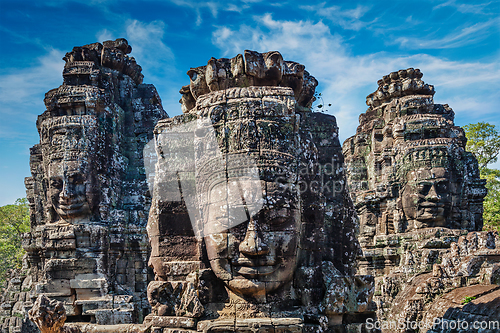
[
  {"xmin": 301, "ymin": 2, "xmax": 374, "ymax": 31},
  {"xmin": 433, "ymin": 0, "xmax": 495, "ymax": 14},
  {"xmin": 394, "ymin": 19, "xmax": 499, "ymax": 49},
  {"xmin": 125, "ymin": 20, "xmax": 175, "ymax": 79},
  {"xmin": 122, "ymin": 19, "xmax": 185, "ymax": 114},
  {"xmin": 214, "ymin": 14, "xmax": 335, "ymax": 55},
  {"xmin": 0, "ymin": 48, "xmax": 64, "ymax": 205},
  {"xmin": 169, "ymin": 0, "xmax": 244, "ymax": 25},
  {"xmin": 96, "ymin": 28, "xmax": 114, "ymax": 42},
  {"xmin": 167, "ymin": 0, "xmax": 281, "ymax": 24},
  {"xmin": 212, "ymin": 15, "xmax": 500, "ymax": 141},
  {"xmin": 0, "ymin": 26, "xmax": 47, "ymax": 50},
  {"xmin": 0, "ymin": 49, "xmax": 64, "ymax": 123}
]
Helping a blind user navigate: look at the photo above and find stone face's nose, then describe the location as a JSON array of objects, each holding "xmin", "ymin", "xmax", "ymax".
[
  {"xmin": 426, "ymin": 184, "xmax": 441, "ymax": 202},
  {"xmin": 239, "ymin": 218, "xmax": 269, "ymax": 256},
  {"xmin": 60, "ymin": 179, "xmax": 73, "ymax": 200}
]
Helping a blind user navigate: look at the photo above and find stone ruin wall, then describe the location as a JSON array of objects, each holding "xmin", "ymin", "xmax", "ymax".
[{"xmin": 343, "ymin": 69, "xmax": 499, "ymax": 331}]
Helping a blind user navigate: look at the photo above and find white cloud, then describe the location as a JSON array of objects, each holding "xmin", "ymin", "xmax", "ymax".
[
  {"xmin": 168, "ymin": 0, "xmax": 273, "ymax": 24},
  {"xmin": 169, "ymin": 0, "xmax": 221, "ymax": 24},
  {"xmin": 301, "ymin": 2, "xmax": 373, "ymax": 31},
  {"xmin": 0, "ymin": 49, "xmax": 64, "ymax": 124},
  {"xmin": 433, "ymin": 0, "xmax": 494, "ymax": 14},
  {"xmin": 212, "ymin": 15, "xmax": 500, "ymax": 142},
  {"xmin": 122, "ymin": 19, "xmax": 185, "ymax": 116},
  {"xmin": 214, "ymin": 14, "xmax": 335, "ymax": 55},
  {"xmin": 394, "ymin": 19, "xmax": 498, "ymax": 49},
  {"xmin": 125, "ymin": 19, "xmax": 175, "ymax": 80},
  {"xmin": 96, "ymin": 28, "xmax": 114, "ymax": 42},
  {"xmin": 0, "ymin": 48, "xmax": 65, "ymax": 205}
]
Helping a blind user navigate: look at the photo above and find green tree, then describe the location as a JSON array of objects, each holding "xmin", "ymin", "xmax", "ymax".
[
  {"xmin": 481, "ymin": 168, "xmax": 500, "ymax": 231},
  {"xmin": 464, "ymin": 122, "xmax": 500, "ymax": 231},
  {"xmin": 463, "ymin": 122, "xmax": 500, "ymax": 169},
  {"xmin": 0, "ymin": 198, "xmax": 30, "ymax": 286}
]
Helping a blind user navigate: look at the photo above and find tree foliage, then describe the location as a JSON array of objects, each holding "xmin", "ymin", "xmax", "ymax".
[
  {"xmin": 481, "ymin": 168, "xmax": 500, "ymax": 231},
  {"xmin": 464, "ymin": 122, "xmax": 500, "ymax": 231},
  {"xmin": 463, "ymin": 122, "xmax": 500, "ymax": 169},
  {"xmin": 0, "ymin": 198, "xmax": 30, "ymax": 286}
]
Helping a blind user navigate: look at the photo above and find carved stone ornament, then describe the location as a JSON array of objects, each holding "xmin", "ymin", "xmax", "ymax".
[
  {"xmin": 21, "ymin": 38, "xmax": 166, "ymax": 329},
  {"xmin": 343, "ymin": 68, "xmax": 487, "ymax": 243},
  {"xmin": 145, "ymin": 51, "xmax": 374, "ymax": 332},
  {"xmin": 1, "ymin": 39, "xmax": 493, "ymax": 333},
  {"xmin": 342, "ymin": 69, "xmax": 492, "ymax": 333}
]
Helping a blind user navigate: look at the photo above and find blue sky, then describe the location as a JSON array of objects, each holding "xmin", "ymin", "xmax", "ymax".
[{"xmin": 0, "ymin": 0, "xmax": 499, "ymax": 205}]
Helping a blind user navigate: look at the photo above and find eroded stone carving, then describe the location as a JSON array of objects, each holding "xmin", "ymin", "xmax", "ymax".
[
  {"xmin": 17, "ymin": 39, "xmax": 166, "ymax": 331},
  {"xmin": 382, "ymin": 230, "xmax": 500, "ymax": 333},
  {"xmin": 28, "ymin": 295, "xmax": 79, "ymax": 333},
  {"xmin": 145, "ymin": 51, "xmax": 374, "ymax": 332},
  {"xmin": 40, "ymin": 116, "xmax": 98, "ymax": 223},
  {"xmin": 343, "ymin": 68, "xmax": 486, "ymax": 242},
  {"xmin": 179, "ymin": 50, "xmax": 318, "ymax": 114},
  {"xmin": 343, "ymin": 69, "xmax": 493, "ymax": 332},
  {"xmin": 12, "ymin": 36, "xmax": 496, "ymax": 332}
]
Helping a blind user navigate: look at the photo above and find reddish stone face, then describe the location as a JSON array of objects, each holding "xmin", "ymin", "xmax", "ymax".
[
  {"xmin": 402, "ymin": 167, "xmax": 452, "ymax": 228},
  {"xmin": 204, "ymin": 180, "xmax": 301, "ymax": 298}
]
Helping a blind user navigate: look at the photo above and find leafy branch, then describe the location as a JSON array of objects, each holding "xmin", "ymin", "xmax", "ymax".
[{"xmin": 314, "ymin": 92, "xmax": 331, "ymax": 113}]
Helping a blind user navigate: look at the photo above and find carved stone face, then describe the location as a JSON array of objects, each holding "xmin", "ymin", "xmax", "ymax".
[
  {"xmin": 401, "ymin": 167, "xmax": 452, "ymax": 227},
  {"xmin": 47, "ymin": 160, "xmax": 91, "ymax": 221},
  {"xmin": 204, "ymin": 180, "xmax": 301, "ymax": 298}
]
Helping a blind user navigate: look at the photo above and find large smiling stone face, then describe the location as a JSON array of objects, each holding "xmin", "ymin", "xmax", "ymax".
[
  {"xmin": 40, "ymin": 116, "xmax": 99, "ymax": 223},
  {"xmin": 401, "ymin": 167, "xmax": 453, "ymax": 228},
  {"xmin": 47, "ymin": 159, "xmax": 91, "ymax": 221},
  {"xmin": 203, "ymin": 179, "xmax": 301, "ymax": 299}
]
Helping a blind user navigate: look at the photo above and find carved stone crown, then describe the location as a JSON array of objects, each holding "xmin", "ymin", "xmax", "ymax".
[
  {"xmin": 40, "ymin": 115, "xmax": 97, "ymax": 161},
  {"xmin": 396, "ymin": 146, "xmax": 457, "ymax": 182},
  {"xmin": 366, "ymin": 68, "xmax": 435, "ymax": 107},
  {"xmin": 180, "ymin": 51, "xmax": 318, "ymax": 113}
]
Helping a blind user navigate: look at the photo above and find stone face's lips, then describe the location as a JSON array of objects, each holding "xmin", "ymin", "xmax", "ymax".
[
  {"xmin": 58, "ymin": 201, "xmax": 84, "ymax": 212},
  {"xmin": 234, "ymin": 265, "xmax": 277, "ymax": 277},
  {"xmin": 233, "ymin": 256, "xmax": 276, "ymax": 267},
  {"xmin": 59, "ymin": 201, "xmax": 84, "ymax": 208}
]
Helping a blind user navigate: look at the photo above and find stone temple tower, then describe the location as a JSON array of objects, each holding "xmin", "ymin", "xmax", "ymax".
[
  {"xmin": 144, "ymin": 50, "xmax": 375, "ymax": 332},
  {"xmin": 21, "ymin": 39, "xmax": 166, "ymax": 327},
  {"xmin": 342, "ymin": 69, "xmax": 494, "ymax": 330}
]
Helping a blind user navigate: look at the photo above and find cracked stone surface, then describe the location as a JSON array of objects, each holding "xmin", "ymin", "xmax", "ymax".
[
  {"xmin": 1, "ymin": 38, "xmax": 166, "ymax": 333},
  {"xmin": 146, "ymin": 51, "xmax": 375, "ymax": 332},
  {"xmin": 343, "ymin": 69, "xmax": 495, "ymax": 332}
]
